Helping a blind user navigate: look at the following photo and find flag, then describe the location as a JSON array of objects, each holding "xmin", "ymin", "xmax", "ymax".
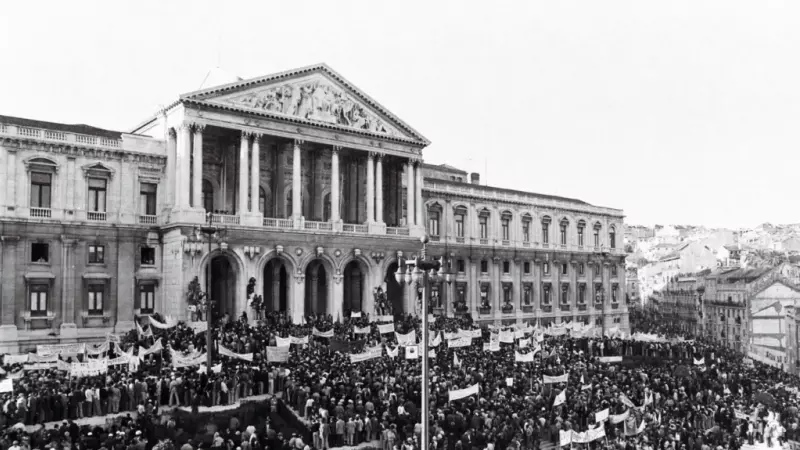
[
  {"xmin": 448, "ymin": 383, "xmax": 480, "ymax": 402},
  {"xmin": 453, "ymin": 353, "xmax": 461, "ymax": 368},
  {"xmin": 553, "ymin": 389, "xmax": 566, "ymax": 406},
  {"xmin": 694, "ymin": 357, "xmax": 704, "ymax": 365},
  {"xmin": 386, "ymin": 346, "xmax": 399, "ymax": 359}
]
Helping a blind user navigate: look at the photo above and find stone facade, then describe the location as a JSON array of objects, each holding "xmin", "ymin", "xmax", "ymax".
[{"xmin": 0, "ymin": 64, "xmax": 628, "ymax": 352}]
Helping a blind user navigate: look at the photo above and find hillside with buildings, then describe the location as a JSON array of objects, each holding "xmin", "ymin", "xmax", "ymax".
[{"xmin": 625, "ymin": 223, "xmax": 800, "ymax": 304}]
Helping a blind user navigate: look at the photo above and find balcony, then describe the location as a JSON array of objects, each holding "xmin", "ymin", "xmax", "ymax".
[
  {"xmin": 577, "ymin": 303, "xmax": 587, "ymax": 311},
  {"xmin": 386, "ymin": 227, "xmax": 410, "ymax": 236},
  {"xmin": 611, "ymin": 303, "xmax": 619, "ymax": 310},
  {"xmin": 522, "ymin": 241, "xmax": 530, "ymax": 247},
  {"xmin": 0, "ymin": 122, "xmax": 123, "ymax": 148},
  {"xmin": 502, "ymin": 240, "xmax": 510, "ymax": 246},
  {"xmin": 430, "ymin": 235, "xmax": 441, "ymax": 242},
  {"xmin": 559, "ymin": 304, "xmax": 571, "ymax": 312},
  {"xmin": 542, "ymin": 304, "xmax": 553, "ymax": 313},
  {"xmin": 211, "ymin": 214, "xmax": 240, "ymax": 225},
  {"xmin": 138, "ymin": 215, "xmax": 158, "ymax": 225},
  {"xmin": 304, "ymin": 220, "xmax": 333, "ymax": 231},
  {"xmin": 522, "ymin": 305, "xmax": 534, "ymax": 313},
  {"xmin": 342, "ymin": 224, "xmax": 368, "ymax": 234},
  {"xmin": 263, "ymin": 218, "xmax": 293, "ymax": 229},
  {"xmin": 479, "ymin": 238, "xmax": 489, "ymax": 245},
  {"xmin": 30, "ymin": 207, "xmax": 52, "ymax": 218},
  {"xmin": 87, "ymin": 211, "xmax": 107, "ymax": 221}
]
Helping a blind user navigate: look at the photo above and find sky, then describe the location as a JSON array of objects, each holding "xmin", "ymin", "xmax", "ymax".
[{"xmin": 1, "ymin": 0, "xmax": 799, "ymax": 229}]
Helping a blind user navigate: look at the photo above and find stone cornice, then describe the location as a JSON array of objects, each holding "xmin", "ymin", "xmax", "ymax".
[{"xmin": 0, "ymin": 136, "xmax": 167, "ymax": 165}]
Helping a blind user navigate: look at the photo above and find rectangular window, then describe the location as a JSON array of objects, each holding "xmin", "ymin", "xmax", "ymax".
[
  {"xmin": 561, "ymin": 286, "xmax": 569, "ymax": 304},
  {"xmin": 523, "ymin": 288, "xmax": 532, "ymax": 305},
  {"xmin": 578, "ymin": 227, "xmax": 584, "ymax": 247},
  {"xmin": 522, "ymin": 221, "xmax": 530, "ymax": 242},
  {"xmin": 30, "ymin": 172, "xmax": 52, "ymax": 208},
  {"xmin": 595, "ymin": 318, "xmax": 602, "ymax": 326},
  {"xmin": 88, "ymin": 178, "xmax": 107, "ymax": 213},
  {"xmin": 480, "ymin": 260, "xmax": 488, "ymax": 273},
  {"xmin": 141, "ymin": 247, "xmax": 156, "ymax": 266},
  {"xmin": 561, "ymin": 263, "xmax": 568, "ymax": 276},
  {"xmin": 579, "ymin": 285, "xmax": 586, "ymax": 303},
  {"xmin": 140, "ymin": 183, "xmax": 157, "ymax": 216},
  {"xmin": 88, "ymin": 284, "xmax": 104, "ymax": 314},
  {"xmin": 501, "ymin": 218, "xmax": 510, "ymax": 240},
  {"xmin": 610, "ymin": 232, "xmax": 616, "ymax": 249},
  {"xmin": 579, "ymin": 263, "xmax": 585, "ymax": 276},
  {"xmin": 612, "ymin": 265, "xmax": 618, "ymax": 276},
  {"xmin": 503, "ymin": 261, "xmax": 510, "ymax": 274},
  {"xmin": 88, "ymin": 245, "xmax": 105, "ymax": 264},
  {"xmin": 140, "ymin": 284, "xmax": 155, "ymax": 314},
  {"xmin": 560, "ymin": 223, "xmax": 567, "ymax": 245},
  {"xmin": 524, "ymin": 262, "xmax": 531, "ymax": 274},
  {"xmin": 543, "ymin": 286, "xmax": 551, "ymax": 304},
  {"xmin": 542, "ymin": 224, "xmax": 549, "ymax": 244},
  {"xmin": 455, "ymin": 213, "xmax": 465, "ymax": 238},
  {"xmin": 543, "ymin": 262, "xmax": 550, "ymax": 275},
  {"xmin": 428, "ymin": 211, "xmax": 440, "ymax": 236},
  {"xmin": 612, "ymin": 286, "xmax": 618, "ymax": 303},
  {"xmin": 479, "ymin": 216, "xmax": 488, "ymax": 239},
  {"xmin": 31, "ymin": 243, "xmax": 49, "ymax": 263},
  {"xmin": 457, "ymin": 259, "xmax": 466, "ymax": 273},
  {"xmin": 594, "ymin": 230, "xmax": 600, "ymax": 247},
  {"xmin": 30, "ymin": 284, "xmax": 48, "ymax": 316}
]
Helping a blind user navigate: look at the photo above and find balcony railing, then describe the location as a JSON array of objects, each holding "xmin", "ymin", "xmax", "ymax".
[
  {"xmin": 386, "ymin": 227, "xmax": 410, "ymax": 236},
  {"xmin": 542, "ymin": 305, "xmax": 553, "ymax": 313},
  {"xmin": 455, "ymin": 237, "xmax": 465, "ymax": 243},
  {"xmin": 0, "ymin": 123, "xmax": 124, "ymax": 148},
  {"xmin": 522, "ymin": 242, "xmax": 530, "ymax": 247},
  {"xmin": 560, "ymin": 304, "xmax": 571, "ymax": 312},
  {"xmin": 304, "ymin": 220, "xmax": 333, "ymax": 231},
  {"xmin": 30, "ymin": 207, "xmax": 52, "ymax": 218},
  {"xmin": 87, "ymin": 211, "xmax": 107, "ymax": 221},
  {"xmin": 577, "ymin": 303, "xmax": 587, "ymax": 311},
  {"xmin": 502, "ymin": 240, "xmax": 510, "ymax": 246},
  {"xmin": 138, "ymin": 215, "xmax": 158, "ymax": 225},
  {"xmin": 611, "ymin": 303, "xmax": 619, "ymax": 309},
  {"xmin": 479, "ymin": 238, "xmax": 489, "ymax": 245},
  {"xmin": 429, "ymin": 235, "xmax": 441, "ymax": 242},
  {"xmin": 343, "ymin": 224, "xmax": 368, "ymax": 234},
  {"xmin": 211, "ymin": 214, "xmax": 240, "ymax": 225}
]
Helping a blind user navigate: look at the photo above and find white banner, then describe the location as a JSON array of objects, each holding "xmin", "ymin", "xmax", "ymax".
[
  {"xmin": 0, "ymin": 378, "xmax": 12, "ymax": 393},
  {"xmin": 171, "ymin": 350, "xmax": 206, "ymax": 368},
  {"xmin": 138, "ymin": 339, "xmax": 163, "ymax": 359},
  {"xmin": 218, "ymin": 345, "xmax": 253, "ymax": 362},
  {"xmin": 275, "ymin": 337, "xmax": 292, "ymax": 347},
  {"xmin": 518, "ymin": 338, "xmax": 531, "ymax": 349},
  {"xmin": 149, "ymin": 316, "xmax": 176, "ymax": 329},
  {"xmin": 351, "ymin": 311, "xmax": 362, "ymax": 318},
  {"xmin": 543, "ymin": 373, "xmax": 569, "ymax": 384},
  {"xmin": 378, "ymin": 323, "xmax": 396, "ymax": 334},
  {"xmin": 290, "ymin": 336, "xmax": 309, "ymax": 345},
  {"xmin": 376, "ymin": 315, "xmax": 394, "ymax": 323},
  {"xmin": 28, "ymin": 353, "xmax": 58, "ymax": 363},
  {"xmin": 611, "ymin": 410, "xmax": 630, "ymax": 424},
  {"xmin": 545, "ymin": 327, "xmax": 567, "ymax": 336},
  {"xmin": 313, "ymin": 328, "xmax": 335, "ymax": 338},
  {"xmin": 430, "ymin": 332, "xmax": 442, "ymax": 348},
  {"xmin": 499, "ymin": 330, "xmax": 515, "ymax": 343},
  {"xmin": 396, "ymin": 331, "xmax": 416, "ymax": 346},
  {"xmin": 23, "ymin": 362, "xmax": 57, "ymax": 371},
  {"xmin": 694, "ymin": 357, "xmax": 705, "ymax": 365},
  {"xmin": 515, "ymin": 351, "xmax": 534, "ymax": 363},
  {"xmin": 188, "ymin": 321, "xmax": 208, "ymax": 334},
  {"xmin": 105, "ymin": 332, "xmax": 123, "ymax": 344},
  {"xmin": 108, "ymin": 356, "xmax": 130, "ymax": 366},
  {"xmin": 266, "ymin": 346, "xmax": 290, "ymax": 363},
  {"xmin": 86, "ymin": 341, "xmax": 110, "ymax": 355},
  {"xmin": 350, "ymin": 346, "xmax": 383, "ymax": 363},
  {"xmin": 448, "ymin": 383, "xmax": 480, "ymax": 402},
  {"xmin": 597, "ymin": 356, "xmax": 622, "ymax": 363},
  {"xmin": 37, "ymin": 343, "xmax": 86, "ymax": 356},
  {"xmin": 595, "ymin": 408, "xmax": 610, "ymax": 423},
  {"xmin": 70, "ymin": 358, "xmax": 109, "ymax": 377},
  {"xmin": 405, "ymin": 345, "xmax": 419, "ymax": 359},
  {"xmin": 354, "ymin": 326, "xmax": 371, "ymax": 334},
  {"xmin": 3, "ymin": 354, "xmax": 29, "ymax": 365},
  {"xmin": 448, "ymin": 337, "xmax": 472, "ymax": 348},
  {"xmin": 386, "ymin": 346, "xmax": 399, "ymax": 359}
]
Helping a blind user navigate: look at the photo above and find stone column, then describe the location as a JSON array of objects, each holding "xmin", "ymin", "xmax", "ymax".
[
  {"xmin": 493, "ymin": 259, "xmax": 501, "ymax": 318},
  {"xmin": 366, "ymin": 152, "xmax": 375, "ymax": 223},
  {"xmin": 332, "ymin": 275, "xmax": 344, "ymax": 320},
  {"xmin": 0, "ymin": 236, "xmax": 19, "ymax": 352},
  {"xmin": 238, "ymin": 131, "xmax": 250, "ymax": 216},
  {"xmin": 469, "ymin": 260, "xmax": 478, "ymax": 320},
  {"xmin": 512, "ymin": 261, "xmax": 521, "ymax": 315},
  {"xmin": 331, "ymin": 147, "xmax": 341, "ymax": 222},
  {"xmin": 406, "ymin": 160, "xmax": 415, "ymax": 226},
  {"xmin": 375, "ymin": 154, "xmax": 384, "ymax": 224},
  {"xmin": 66, "ymin": 157, "xmax": 76, "ymax": 211},
  {"xmin": 292, "ymin": 139, "xmax": 303, "ymax": 220},
  {"xmin": 0, "ymin": 146, "xmax": 5, "ymax": 209},
  {"xmin": 116, "ymin": 241, "xmax": 136, "ymax": 331},
  {"xmin": 272, "ymin": 264, "xmax": 282, "ymax": 311},
  {"xmin": 177, "ymin": 124, "xmax": 192, "ymax": 209},
  {"xmin": 192, "ymin": 124, "xmax": 205, "ymax": 210},
  {"xmin": 291, "ymin": 272, "xmax": 306, "ymax": 324},
  {"xmin": 251, "ymin": 134, "xmax": 261, "ymax": 214},
  {"xmin": 415, "ymin": 161, "xmax": 423, "ymax": 227},
  {"xmin": 60, "ymin": 237, "xmax": 78, "ymax": 339},
  {"xmin": 276, "ymin": 145, "xmax": 287, "ymax": 217}
]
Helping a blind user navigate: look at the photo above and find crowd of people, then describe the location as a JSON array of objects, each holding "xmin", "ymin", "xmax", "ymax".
[{"xmin": 0, "ymin": 306, "xmax": 799, "ymax": 450}]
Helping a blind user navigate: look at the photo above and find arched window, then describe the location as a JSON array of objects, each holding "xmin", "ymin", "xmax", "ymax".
[
  {"xmin": 609, "ymin": 225, "xmax": 617, "ymax": 249},
  {"xmin": 454, "ymin": 205, "xmax": 468, "ymax": 238},
  {"xmin": 478, "ymin": 208, "xmax": 490, "ymax": 240},
  {"xmin": 427, "ymin": 203, "xmax": 442, "ymax": 237},
  {"xmin": 521, "ymin": 213, "xmax": 532, "ymax": 243},
  {"xmin": 559, "ymin": 218, "xmax": 569, "ymax": 246},
  {"xmin": 323, "ymin": 193, "xmax": 332, "ymax": 222},
  {"xmin": 593, "ymin": 222, "xmax": 602, "ymax": 247},
  {"xmin": 202, "ymin": 180, "xmax": 214, "ymax": 213},
  {"xmin": 541, "ymin": 216, "xmax": 552, "ymax": 245},
  {"xmin": 577, "ymin": 220, "xmax": 586, "ymax": 247}
]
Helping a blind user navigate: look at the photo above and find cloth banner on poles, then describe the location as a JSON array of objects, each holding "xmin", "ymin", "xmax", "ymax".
[
  {"xmin": 138, "ymin": 339, "xmax": 163, "ymax": 359},
  {"xmin": 313, "ymin": 328, "xmax": 334, "ymax": 338},
  {"xmin": 70, "ymin": 358, "xmax": 109, "ymax": 377},
  {"xmin": 37, "ymin": 343, "xmax": 86, "ymax": 356},
  {"xmin": 290, "ymin": 336, "xmax": 309, "ymax": 345},
  {"xmin": 0, "ymin": 378, "xmax": 12, "ymax": 393},
  {"xmin": 354, "ymin": 326, "xmax": 371, "ymax": 334},
  {"xmin": 545, "ymin": 327, "xmax": 567, "ymax": 336},
  {"xmin": 28, "ymin": 354, "xmax": 58, "ymax": 363},
  {"xmin": 275, "ymin": 337, "xmax": 292, "ymax": 347},
  {"xmin": 349, "ymin": 345, "xmax": 383, "ymax": 363},
  {"xmin": 611, "ymin": 410, "xmax": 630, "ymax": 424},
  {"xmin": 378, "ymin": 323, "xmax": 396, "ymax": 334},
  {"xmin": 188, "ymin": 322, "xmax": 208, "ymax": 334},
  {"xmin": 87, "ymin": 341, "xmax": 109, "ymax": 355},
  {"xmin": 694, "ymin": 357, "xmax": 705, "ymax": 365},
  {"xmin": 396, "ymin": 331, "xmax": 416, "ymax": 346},
  {"xmin": 23, "ymin": 362, "xmax": 57, "ymax": 371},
  {"xmin": 266, "ymin": 346, "xmax": 290, "ymax": 363},
  {"xmin": 3, "ymin": 354, "xmax": 29, "ymax": 365},
  {"xmin": 515, "ymin": 351, "xmax": 534, "ymax": 363},
  {"xmin": 218, "ymin": 345, "xmax": 254, "ymax": 362},
  {"xmin": 351, "ymin": 311, "xmax": 362, "ymax": 318},
  {"xmin": 499, "ymin": 330, "xmax": 515, "ymax": 343},
  {"xmin": 559, "ymin": 430, "xmax": 572, "ymax": 447},
  {"xmin": 430, "ymin": 332, "xmax": 442, "ymax": 348},
  {"xmin": 553, "ymin": 389, "xmax": 566, "ymax": 406},
  {"xmin": 386, "ymin": 346, "xmax": 399, "ymax": 359},
  {"xmin": 448, "ymin": 337, "xmax": 471, "ymax": 348},
  {"xmin": 597, "ymin": 356, "xmax": 622, "ymax": 363},
  {"xmin": 376, "ymin": 315, "xmax": 394, "ymax": 323},
  {"xmin": 448, "ymin": 383, "xmax": 479, "ymax": 402},
  {"xmin": 171, "ymin": 350, "xmax": 206, "ymax": 368},
  {"xmin": 149, "ymin": 316, "xmax": 176, "ymax": 329},
  {"xmin": 105, "ymin": 333, "xmax": 123, "ymax": 344},
  {"xmin": 108, "ymin": 356, "xmax": 129, "ymax": 366},
  {"xmin": 595, "ymin": 408, "xmax": 610, "ymax": 423},
  {"xmin": 543, "ymin": 373, "xmax": 569, "ymax": 384}
]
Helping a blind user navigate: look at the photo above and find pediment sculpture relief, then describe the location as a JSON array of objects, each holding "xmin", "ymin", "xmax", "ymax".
[{"xmin": 225, "ymin": 78, "xmax": 402, "ymax": 137}]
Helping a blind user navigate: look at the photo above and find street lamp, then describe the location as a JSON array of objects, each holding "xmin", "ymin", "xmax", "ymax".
[
  {"xmin": 394, "ymin": 235, "xmax": 453, "ymax": 450},
  {"xmin": 193, "ymin": 212, "xmax": 225, "ymax": 372}
]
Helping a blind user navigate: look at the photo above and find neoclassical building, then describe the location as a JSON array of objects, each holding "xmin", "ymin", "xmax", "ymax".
[{"xmin": 0, "ymin": 64, "xmax": 629, "ymax": 351}]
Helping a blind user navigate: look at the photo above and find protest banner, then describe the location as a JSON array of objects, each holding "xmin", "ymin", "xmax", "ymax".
[
  {"xmin": 448, "ymin": 337, "xmax": 471, "ymax": 348},
  {"xmin": 543, "ymin": 373, "xmax": 569, "ymax": 384},
  {"xmin": 37, "ymin": 343, "xmax": 86, "ymax": 356},
  {"xmin": 266, "ymin": 346, "xmax": 290, "ymax": 363},
  {"xmin": 448, "ymin": 383, "xmax": 479, "ymax": 402}
]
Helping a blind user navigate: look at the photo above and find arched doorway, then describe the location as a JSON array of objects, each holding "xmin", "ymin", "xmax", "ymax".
[
  {"xmin": 304, "ymin": 260, "xmax": 328, "ymax": 317},
  {"xmin": 385, "ymin": 261, "xmax": 404, "ymax": 315},
  {"xmin": 263, "ymin": 259, "xmax": 289, "ymax": 312},
  {"xmin": 209, "ymin": 255, "xmax": 236, "ymax": 321},
  {"xmin": 343, "ymin": 261, "xmax": 365, "ymax": 315}
]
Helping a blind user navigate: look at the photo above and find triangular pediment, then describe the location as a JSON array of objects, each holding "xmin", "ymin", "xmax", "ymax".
[{"xmin": 181, "ymin": 64, "xmax": 428, "ymax": 144}]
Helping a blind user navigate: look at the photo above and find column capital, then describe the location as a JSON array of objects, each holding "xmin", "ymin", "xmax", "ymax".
[
  {"xmin": 59, "ymin": 235, "xmax": 78, "ymax": 247},
  {"xmin": 0, "ymin": 236, "xmax": 20, "ymax": 244},
  {"xmin": 241, "ymin": 130, "xmax": 254, "ymax": 140},
  {"xmin": 191, "ymin": 123, "xmax": 206, "ymax": 133},
  {"xmin": 368, "ymin": 151, "xmax": 377, "ymax": 160},
  {"xmin": 375, "ymin": 153, "xmax": 384, "ymax": 161},
  {"xmin": 294, "ymin": 139, "xmax": 305, "ymax": 147},
  {"xmin": 412, "ymin": 158, "xmax": 423, "ymax": 168},
  {"xmin": 175, "ymin": 122, "xmax": 192, "ymax": 132},
  {"xmin": 332, "ymin": 145, "xmax": 342, "ymax": 154}
]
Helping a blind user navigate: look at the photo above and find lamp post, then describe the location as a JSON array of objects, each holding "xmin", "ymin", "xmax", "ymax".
[
  {"xmin": 395, "ymin": 235, "xmax": 452, "ymax": 450},
  {"xmin": 194, "ymin": 212, "xmax": 224, "ymax": 372}
]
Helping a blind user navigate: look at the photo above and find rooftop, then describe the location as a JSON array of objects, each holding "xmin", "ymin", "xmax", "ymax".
[{"xmin": 0, "ymin": 114, "xmax": 123, "ymax": 140}]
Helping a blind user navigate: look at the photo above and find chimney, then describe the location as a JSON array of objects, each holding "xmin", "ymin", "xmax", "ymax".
[{"xmin": 470, "ymin": 172, "xmax": 480, "ymax": 185}]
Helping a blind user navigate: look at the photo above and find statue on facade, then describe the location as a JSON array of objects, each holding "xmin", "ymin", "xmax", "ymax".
[
  {"xmin": 374, "ymin": 287, "xmax": 390, "ymax": 316},
  {"xmin": 186, "ymin": 276, "xmax": 207, "ymax": 322}
]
